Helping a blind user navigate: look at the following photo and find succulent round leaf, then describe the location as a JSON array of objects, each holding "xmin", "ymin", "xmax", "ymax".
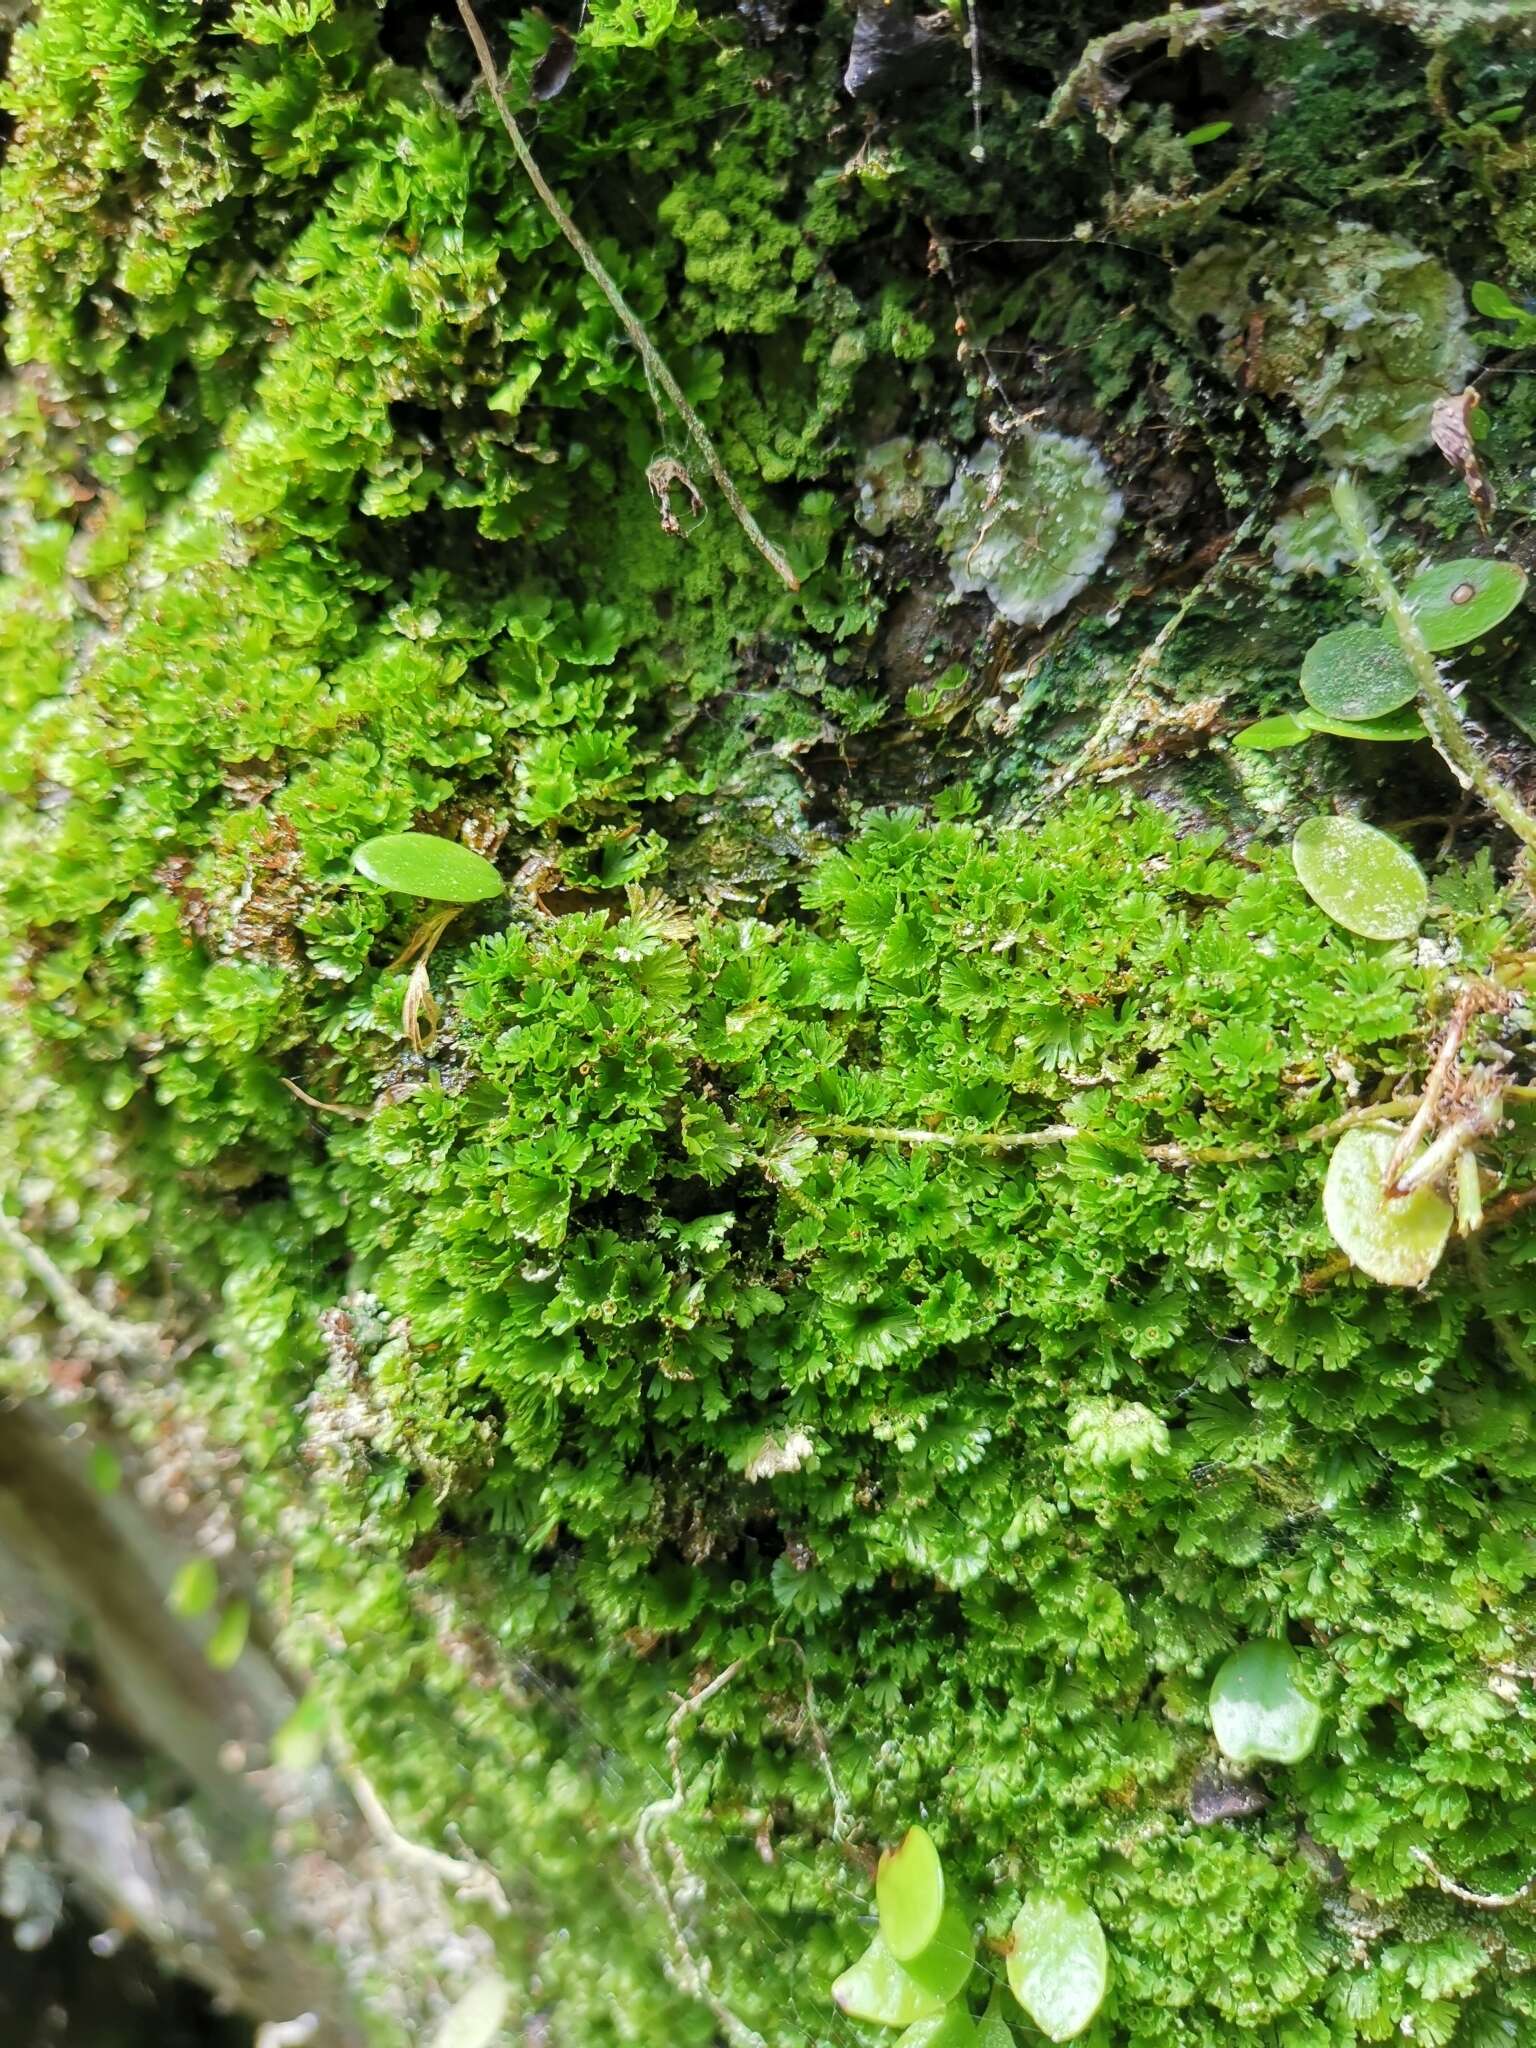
[
  {"xmin": 1405, "ymin": 558, "xmax": 1527, "ymax": 650},
  {"xmin": 834, "ymin": 1936, "xmax": 947, "ymax": 2028},
  {"xmin": 205, "ymin": 1599, "xmax": 250, "ymax": 1672},
  {"xmin": 1322, "ymin": 1126, "xmax": 1453, "ymax": 1288},
  {"xmin": 901, "ymin": 1906, "xmax": 975, "ymax": 2003},
  {"xmin": 352, "ymin": 832, "xmax": 502, "ymax": 904},
  {"xmin": 897, "ymin": 2011, "xmax": 979, "ymax": 2048},
  {"xmin": 1300, "ymin": 626, "xmax": 1418, "ymax": 720},
  {"xmin": 168, "ymin": 1556, "xmax": 219, "ymax": 1619},
  {"xmin": 1233, "ymin": 711, "xmax": 1312, "ymax": 751},
  {"xmin": 1006, "ymin": 1894, "xmax": 1108, "ymax": 2044},
  {"xmin": 1296, "ymin": 706, "xmax": 1426, "ymax": 743},
  {"xmin": 1209, "ymin": 1641, "xmax": 1323, "ymax": 1766},
  {"xmin": 1291, "ymin": 816, "xmax": 1427, "ymax": 940},
  {"xmin": 878, "ymin": 1825, "xmax": 946, "ymax": 1961}
]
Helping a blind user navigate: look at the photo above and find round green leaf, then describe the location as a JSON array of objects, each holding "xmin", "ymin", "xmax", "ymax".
[
  {"xmin": 1323, "ymin": 1125, "xmax": 1453, "ymax": 1288},
  {"xmin": 1209, "ymin": 1641, "xmax": 1323, "ymax": 1766},
  {"xmin": 1300, "ymin": 626, "xmax": 1417, "ymax": 721},
  {"xmin": 1406, "ymin": 558, "xmax": 1527, "ymax": 650},
  {"xmin": 168, "ymin": 1556, "xmax": 219, "ymax": 1620},
  {"xmin": 1296, "ymin": 706, "xmax": 1426, "ymax": 743},
  {"xmin": 352, "ymin": 832, "xmax": 502, "ymax": 904},
  {"xmin": 902, "ymin": 1905, "xmax": 975, "ymax": 2003},
  {"xmin": 205, "ymin": 1598, "xmax": 250, "ymax": 1672},
  {"xmin": 878, "ymin": 1825, "xmax": 946, "ymax": 1962},
  {"xmin": 1291, "ymin": 815, "xmax": 1427, "ymax": 940},
  {"xmin": 429, "ymin": 1975, "xmax": 512, "ymax": 2048},
  {"xmin": 1006, "ymin": 1894, "xmax": 1108, "ymax": 2044},
  {"xmin": 1233, "ymin": 711, "xmax": 1311, "ymax": 751},
  {"xmin": 898, "ymin": 2012, "xmax": 978, "ymax": 2048},
  {"xmin": 833, "ymin": 1935, "xmax": 946, "ymax": 2029}
]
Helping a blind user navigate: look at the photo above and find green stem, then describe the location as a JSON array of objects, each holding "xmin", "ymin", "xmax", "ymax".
[
  {"xmin": 801, "ymin": 1095, "xmax": 1417, "ymax": 1165},
  {"xmin": 1332, "ymin": 475, "xmax": 1536, "ymax": 852}
]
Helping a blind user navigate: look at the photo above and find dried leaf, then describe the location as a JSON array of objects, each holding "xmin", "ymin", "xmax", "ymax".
[{"xmin": 1430, "ymin": 389, "xmax": 1493, "ymax": 529}]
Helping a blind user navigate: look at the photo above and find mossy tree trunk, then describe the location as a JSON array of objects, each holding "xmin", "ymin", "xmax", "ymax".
[{"xmin": 6, "ymin": 3, "xmax": 1536, "ymax": 2044}]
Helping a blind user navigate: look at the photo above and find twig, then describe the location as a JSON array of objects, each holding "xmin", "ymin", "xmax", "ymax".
[
  {"xmin": 924, "ymin": 218, "xmax": 1018, "ymax": 425},
  {"xmin": 1411, "ymin": 1846, "xmax": 1536, "ymax": 1910},
  {"xmin": 1334, "ymin": 475, "xmax": 1536, "ymax": 852},
  {"xmin": 634, "ymin": 1661, "xmax": 766, "ymax": 2048},
  {"xmin": 343, "ymin": 1758, "xmax": 511, "ymax": 1916},
  {"xmin": 454, "ymin": 0, "xmax": 799, "ymax": 593},
  {"xmin": 800, "ymin": 1096, "xmax": 1419, "ymax": 1165},
  {"xmin": 1041, "ymin": 507, "xmax": 1264, "ymax": 808},
  {"xmin": 1043, "ymin": 1, "xmax": 1536, "ymax": 133},
  {"xmin": 802, "ymin": 1120, "xmax": 1082, "ymax": 1151},
  {"xmin": 281, "ymin": 1077, "xmax": 370, "ymax": 1122},
  {"xmin": 0, "ymin": 1209, "xmax": 165, "ymax": 1368},
  {"xmin": 961, "ymin": 0, "xmax": 986, "ymax": 163},
  {"xmin": 1383, "ymin": 984, "xmax": 1503, "ymax": 1191}
]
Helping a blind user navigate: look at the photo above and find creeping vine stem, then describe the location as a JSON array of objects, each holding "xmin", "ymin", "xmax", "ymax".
[{"xmin": 1333, "ymin": 474, "xmax": 1536, "ymax": 853}]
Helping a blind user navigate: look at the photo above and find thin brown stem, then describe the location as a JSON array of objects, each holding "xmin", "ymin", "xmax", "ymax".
[
  {"xmin": 454, "ymin": 0, "xmax": 799, "ymax": 592},
  {"xmin": 280, "ymin": 1077, "xmax": 370, "ymax": 1122}
]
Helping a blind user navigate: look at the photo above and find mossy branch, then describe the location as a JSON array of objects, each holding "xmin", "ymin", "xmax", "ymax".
[
  {"xmin": 1045, "ymin": 0, "xmax": 1536, "ymax": 131},
  {"xmin": 454, "ymin": 0, "xmax": 800, "ymax": 593},
  {"xmin": 1332, "ymin": 474, "xmax": 1536, "ymax": 853}
]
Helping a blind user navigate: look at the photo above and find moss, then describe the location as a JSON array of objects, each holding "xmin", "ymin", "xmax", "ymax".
[{"xmin": 7, "ymin": 2, "xmax": 1536, "ymax": 2045}]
